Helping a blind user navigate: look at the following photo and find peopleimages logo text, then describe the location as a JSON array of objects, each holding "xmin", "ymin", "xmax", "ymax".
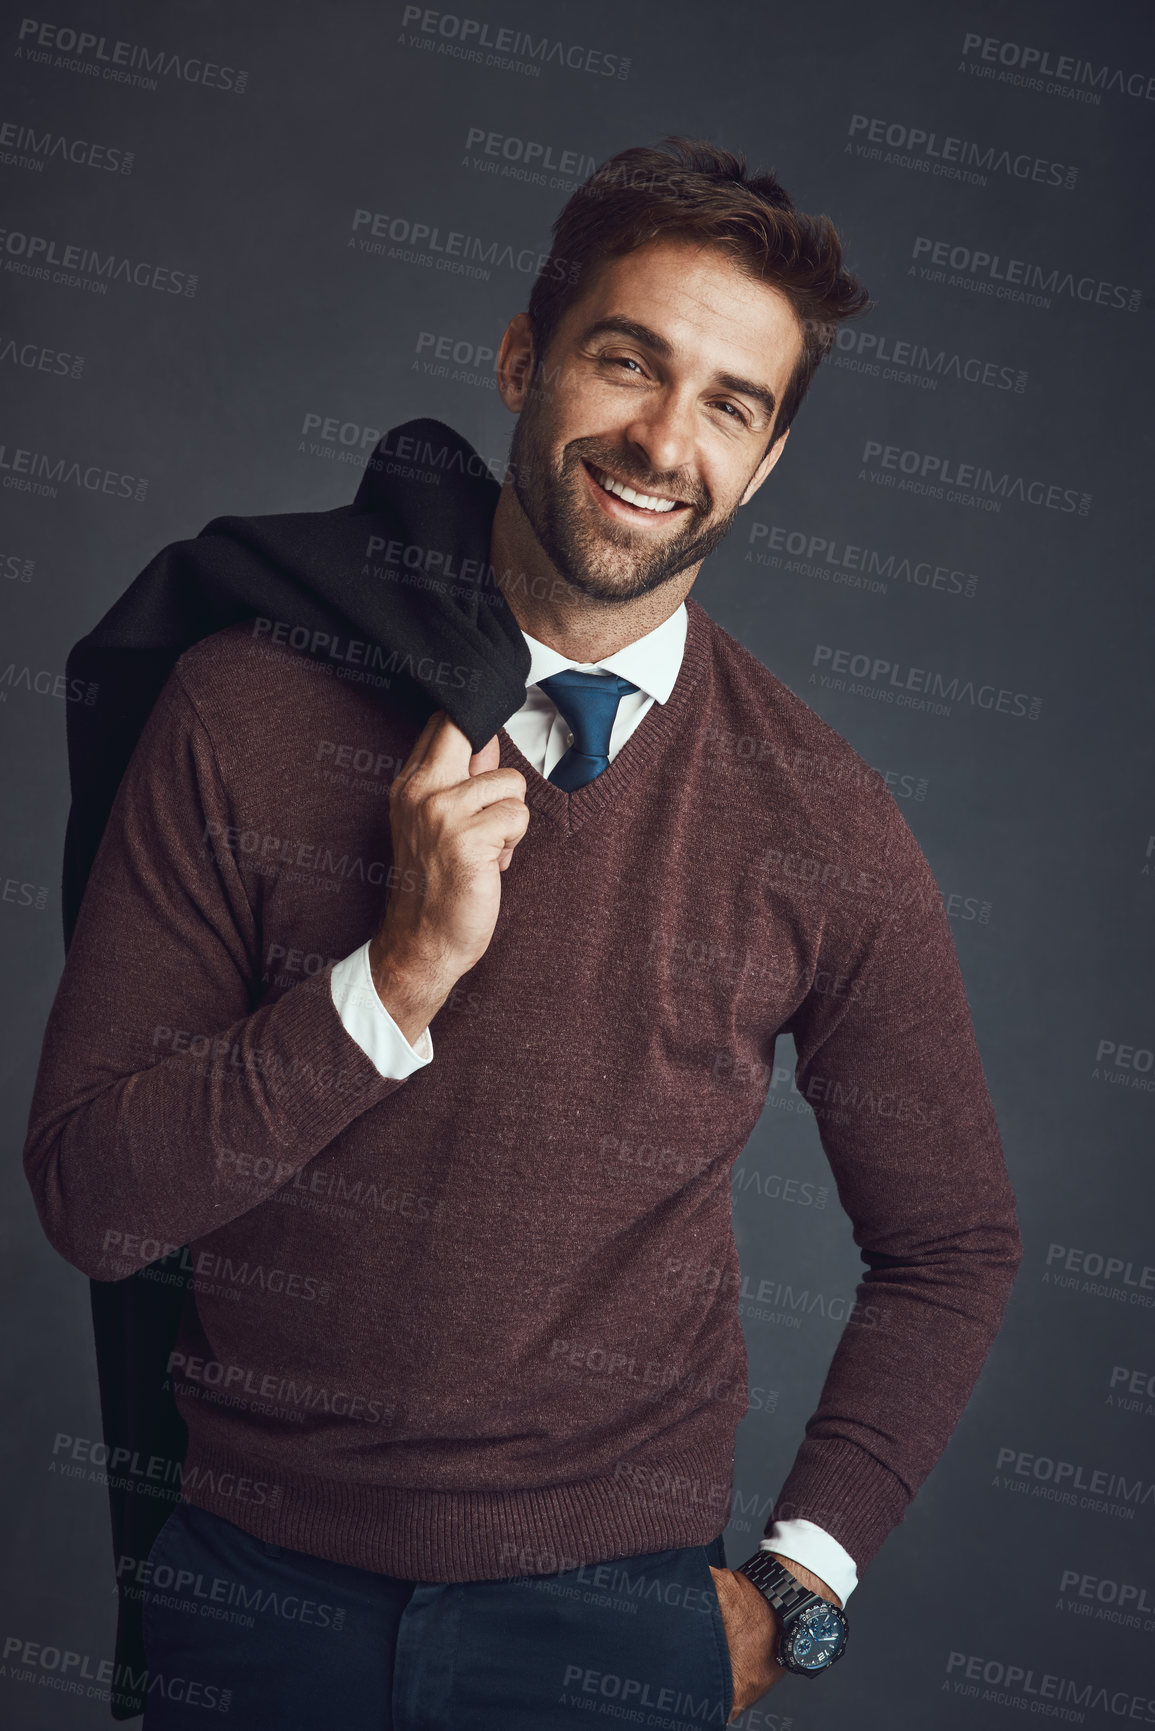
[
  {"xmin": 848, "ymin": 113, "xmax": 1077, "ymax": 188},
  {"xmin": 463, "ymin": 127, "xmax": 597, "ymax": 185},
  {"xmin": 832, "ymin": 323, "xmax": 1026, "ymax": 393},
  {"xmin": 945, "ymin": 1650, "xmax": 1155, "ymax": 1723},
  {"xmin": 350, "ymin": 208, "xmax": 577, "ymax": 283},
  {"xmin": 0, "ymin": 227, "xmax": 196, "ymax": 294},
  {"xmin": 812, "ymin": 645, "xmax": 1042, "ymax": 722},
  {"xmin": 747, "ymin": 520, "xmax": 978, "ymax": 598},
  {"xmin": 399, "ymin": 7, "xmax": 631, "ymax": 78},
  {"xmin": 15, "ymin": 17, "xmax": 248, "ymax": 91},
  {"xmin": 0, "ymin": 118, "xmax": 134, "ymax": 173},
  {"xmin": 960, "ymin": 33, "xmax": 1155, "ymax": 102},
  {"xmin": 0, "ymin": 440, "xmax": 147, "ymax": 501},
  {"xmin": 911, "ymin": 235, "xmax": 1141, "ymax": 311},
  {"xmin": 861, "ymin": 439, "xmax": 1091, "ymax": 515}
]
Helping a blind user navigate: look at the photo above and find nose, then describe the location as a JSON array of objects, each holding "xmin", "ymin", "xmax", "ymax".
[{"xmin": 620, "ymin": 388, "xmax": 698, "ymax": 488}]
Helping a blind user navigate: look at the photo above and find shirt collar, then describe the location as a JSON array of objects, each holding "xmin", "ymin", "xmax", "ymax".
[{"xmin": 518, "ymin": 602, "xmax": 687, "ymax": 705}]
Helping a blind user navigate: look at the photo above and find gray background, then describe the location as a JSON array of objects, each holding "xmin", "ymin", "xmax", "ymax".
[{"xmin": 2, "ymin": 0, "xmax": 1152, "ymax": 1725}]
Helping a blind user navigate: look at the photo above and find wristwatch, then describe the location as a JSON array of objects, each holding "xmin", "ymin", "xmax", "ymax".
[{"xmin": 736, "ymin": 1552, "xmax": 849, "ymax": 1676}]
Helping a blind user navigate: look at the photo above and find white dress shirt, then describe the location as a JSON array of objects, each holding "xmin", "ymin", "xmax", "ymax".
[{"xmin": 327, "ymin": 598, "xmax": 858, "ymax": 1604}]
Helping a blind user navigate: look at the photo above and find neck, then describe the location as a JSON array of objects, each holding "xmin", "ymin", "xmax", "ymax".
[{"xmin": 488, "ymin": 479, "xmax": 695, "ymax": 663}]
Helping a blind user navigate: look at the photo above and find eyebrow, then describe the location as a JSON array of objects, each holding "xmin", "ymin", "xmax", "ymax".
[{"xmin": 579, "ymin": 314, "xmax": 778, "ymax": 425}]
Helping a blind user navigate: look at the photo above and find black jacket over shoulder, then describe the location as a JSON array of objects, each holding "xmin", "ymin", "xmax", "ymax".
[{"xmin": 58, "ymin": 420, "xmax": 528, "ymax": 1718}]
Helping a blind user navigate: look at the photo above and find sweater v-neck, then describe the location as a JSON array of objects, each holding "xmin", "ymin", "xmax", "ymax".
[{"xmin": 498, "ymin": 596, "xmax": 713, "ymax": 836}]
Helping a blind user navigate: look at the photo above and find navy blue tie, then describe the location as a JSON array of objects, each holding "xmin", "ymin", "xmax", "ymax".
[{"xmin": 537, "ymin": 670, "xmax": 640, "ymax": 790}]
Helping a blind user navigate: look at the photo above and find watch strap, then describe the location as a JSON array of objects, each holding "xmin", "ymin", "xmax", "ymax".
[
  {"xmin": 736, "ymin": 1551, "xmax": 820, "ymax": 1620},
  {"xmin": 737, "ymin": 1551, "xmax": 849, "ymax": 1678}
]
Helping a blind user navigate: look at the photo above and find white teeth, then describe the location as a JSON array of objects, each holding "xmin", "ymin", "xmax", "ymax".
[{"xmin": 592, "ymin": 466, "xmax": 680, "ymax": 513}]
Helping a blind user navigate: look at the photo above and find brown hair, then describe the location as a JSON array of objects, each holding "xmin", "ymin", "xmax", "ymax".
[{"xmin": 526, "ymin": 136, "xmax": 870, "ymax": 447}]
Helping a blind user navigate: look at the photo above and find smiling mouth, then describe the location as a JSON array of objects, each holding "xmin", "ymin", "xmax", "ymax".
[{"xmin": 585, "ymin": 461, "xmax": 692, "ymax": 516}]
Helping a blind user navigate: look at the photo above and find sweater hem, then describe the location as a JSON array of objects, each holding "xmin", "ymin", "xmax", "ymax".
[{"xmin": 177, "ymin": 1437, "xmax": 737, "ymax": 1581}]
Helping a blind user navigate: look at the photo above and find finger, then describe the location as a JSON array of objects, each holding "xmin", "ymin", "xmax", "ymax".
[
  {"xmin": 424, "ymin": 767, "xmax": 528, "ymax": 822},
  {"xmin": 394, "ymin": 708, "xmax": 448, "ymax": 782},
  {"xmin": 458, "ymin": 797, "xmax": 531, "ymax": 855},
  {"xmin": 497, "ymin": 831, "xmax": 524, "ymax": 871},
  {"xmin": 408, "ymin": 712, "xmax": 480, "ymax": 791},
  {"xmin": 394, "ymin": 711, "xmax": 478, "ymax": 798},
  {"xmin": 468, "ymin": 734, "xmax": 501, "ymax": 777}
]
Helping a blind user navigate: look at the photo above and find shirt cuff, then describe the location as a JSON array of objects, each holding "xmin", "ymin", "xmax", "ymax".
[
  {"xmin": 329, "ymin": 941, "xmax": 433, "ymax": 1078},
  {"xmin": 759, "ymin": 1520, "xmax": 858, "ymax": 1605}
]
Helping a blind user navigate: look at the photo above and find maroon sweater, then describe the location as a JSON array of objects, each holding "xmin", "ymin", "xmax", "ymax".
[{"xmin": 24, "ymin": 598, "xmax": 1022, "ymax": 1579}]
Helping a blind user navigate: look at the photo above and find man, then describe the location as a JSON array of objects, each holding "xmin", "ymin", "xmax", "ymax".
[{"xmin": 24, "ymin": 137, "xmax": 1023, "ymax": 1727}]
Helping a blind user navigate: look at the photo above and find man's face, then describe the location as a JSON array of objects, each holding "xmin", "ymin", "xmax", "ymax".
[{"xmin": 505, "ymin": 237, "xmax": 804, "ymax": 603}]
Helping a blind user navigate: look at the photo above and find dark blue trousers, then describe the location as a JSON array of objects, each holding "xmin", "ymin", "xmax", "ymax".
[{"xmin": 139, "ymin": 1501, "xmax": 735, "ymax": 1728}]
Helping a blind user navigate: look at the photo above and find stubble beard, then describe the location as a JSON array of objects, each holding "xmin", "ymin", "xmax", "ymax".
[{"xmin": 508, "ymin": 396, "xmax": 748, "ymax": 605}]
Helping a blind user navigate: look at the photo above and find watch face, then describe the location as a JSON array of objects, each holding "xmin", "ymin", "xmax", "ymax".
[{"xmin": 782, "ymin": 1601, "xmax": 847, "ymax": 1673}]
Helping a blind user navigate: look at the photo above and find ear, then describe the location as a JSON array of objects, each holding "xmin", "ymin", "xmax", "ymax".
[
  {"xmin": 740, "ymin": 427, "xmax": 790, "ymax": 507},
  {"xmin": 496, "ymin": 312, "xmax": 536, "ymax": 414}
]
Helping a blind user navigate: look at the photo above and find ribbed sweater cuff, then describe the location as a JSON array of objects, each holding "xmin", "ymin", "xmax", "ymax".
[
  {"xmin": 262, "ymin": 970, "xmax": 405, "ymax": 1149},
  {"xmin": 769, "ymin": 1437, "xmax": 912, "ymax": 1571}
]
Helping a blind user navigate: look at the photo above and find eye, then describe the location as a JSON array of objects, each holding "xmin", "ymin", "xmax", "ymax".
[
  {"xmin": 602, "ymin": 353, "xmax": 646, "ymax": 374},
  {"xmin": 715, "ymin": 401, "xmax": 748, "ymax": 424}
]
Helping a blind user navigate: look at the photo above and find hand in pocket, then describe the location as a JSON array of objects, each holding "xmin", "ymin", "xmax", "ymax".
[{"xmin": 708, "ymin": 1565, "xmax": 786, "ymax": 1722}]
